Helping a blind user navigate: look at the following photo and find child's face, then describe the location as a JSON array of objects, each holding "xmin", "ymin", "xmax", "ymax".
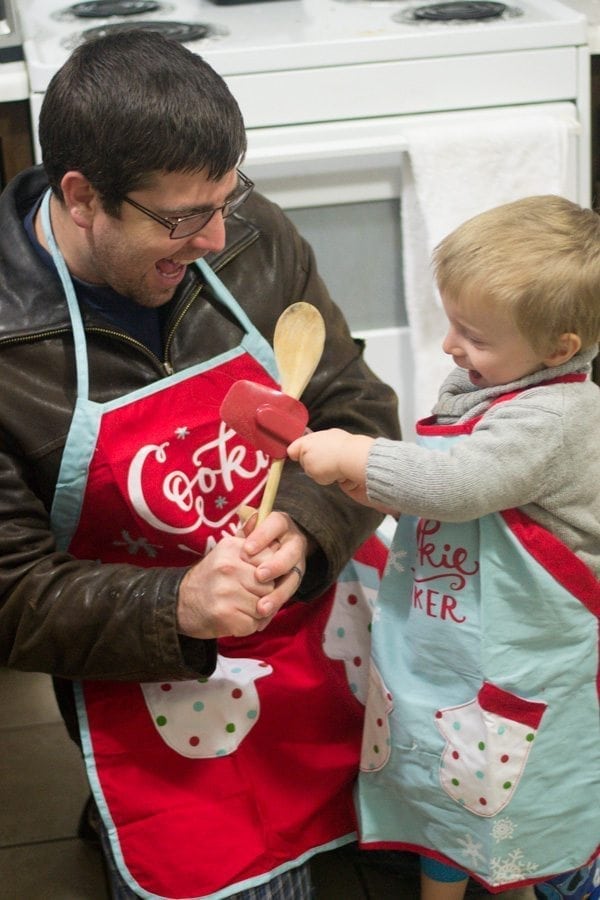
[{"xmin": 440, "ymin": 292, "xmax": 548, "ymax": 389}]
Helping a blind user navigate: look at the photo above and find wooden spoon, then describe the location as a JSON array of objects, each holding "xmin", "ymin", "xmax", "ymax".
[{"xmin": 256, "ymin": 301, "xmax": 325, "ymax": 523}]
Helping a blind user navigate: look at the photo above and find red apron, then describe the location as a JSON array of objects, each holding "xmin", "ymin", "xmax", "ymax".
[{"xmin": 43, "ymin": 193, "xmax": 387, "ymax": 899}]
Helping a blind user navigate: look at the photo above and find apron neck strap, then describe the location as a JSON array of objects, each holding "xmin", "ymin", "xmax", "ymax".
[
  {"xmin": 195, "ymin": 258, "xmax": 255, "ymax": 336},
  {"xmin": 40, "ymin": 189, "xmax": 90, "ymax": 401}
]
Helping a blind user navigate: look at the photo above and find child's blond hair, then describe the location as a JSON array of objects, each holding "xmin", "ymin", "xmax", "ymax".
[{"xmin": 432, "ymin": 195, "xmax": 600, "ymax": 354}]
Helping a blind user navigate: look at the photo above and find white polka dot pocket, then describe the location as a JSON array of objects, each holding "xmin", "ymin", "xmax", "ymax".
[
  {"xmin": 359, "ymin": 660, "xmax": 394, "ymax": 773},
  {"xmin": 141, "ymin": 655, "xmax": 273, "ymax": 758},
  {"xmin": 435, "ymin": 681, "xmax": 547, "ymax": 817}
]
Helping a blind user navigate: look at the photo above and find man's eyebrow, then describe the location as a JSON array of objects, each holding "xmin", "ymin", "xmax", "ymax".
[{"xmin": 165, "ymin": 182, "xmax": 240, "ymax": 218}]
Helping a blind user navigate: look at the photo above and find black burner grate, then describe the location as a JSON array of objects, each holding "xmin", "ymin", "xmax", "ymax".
[
  {"xmin": 81, "ymin": 19, "xmax": 211, "ymax": 40},
  {"xmin": 69, "ymin": 0, "xmax": 160, "ymax": 16},
  {"xmin": 413, "ymin": 2, "xmax": 506, "ymax": 21}
]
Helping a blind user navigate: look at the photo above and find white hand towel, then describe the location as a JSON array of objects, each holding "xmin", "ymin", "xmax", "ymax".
[{"xmin": 402, "ymin": 112, "xmax": 572, "ymax": 421}]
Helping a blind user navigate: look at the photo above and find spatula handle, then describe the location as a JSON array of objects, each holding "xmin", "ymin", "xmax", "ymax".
[{"xmin": 256, "ymin": 458, "xmax": 285, "ymax": 523}]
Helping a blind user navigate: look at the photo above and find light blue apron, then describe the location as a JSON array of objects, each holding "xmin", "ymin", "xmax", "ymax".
[{"xmin": 357, "ymin": 405, "xmax": 600, "ymax": 893}]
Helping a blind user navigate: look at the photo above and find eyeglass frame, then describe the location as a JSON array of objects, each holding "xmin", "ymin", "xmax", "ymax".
[{"xmin": 121, "ymin": 169, "xmax": 254, "ymax": 239}]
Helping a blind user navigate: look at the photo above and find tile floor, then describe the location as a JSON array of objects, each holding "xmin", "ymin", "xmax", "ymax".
[
  {"xmin": 0, "ymin": 667, "xmax": 534, "ymax": 899},
  {"xmin": 0, "ymin": 667, "xmax": 109, "ymax": 898}
]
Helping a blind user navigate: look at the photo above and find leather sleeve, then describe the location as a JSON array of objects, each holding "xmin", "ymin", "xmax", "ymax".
[{"xmin": 0, "ymin": 438, "xmax": 217, "ymax": 680}]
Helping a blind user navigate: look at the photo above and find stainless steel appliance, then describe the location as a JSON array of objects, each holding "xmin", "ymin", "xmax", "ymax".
[
  {"xmin": 0, "ymin": 0, "xmax": 27, "ymax": 100},
  {"xmin": 0, "ymin": 0, "xmax": 23, "ymax": 61}
]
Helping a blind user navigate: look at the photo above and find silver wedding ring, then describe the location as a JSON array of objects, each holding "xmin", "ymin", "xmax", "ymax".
[{"xmin": 290, "ymin": 565, "xmax": 304, "ymax": 581}]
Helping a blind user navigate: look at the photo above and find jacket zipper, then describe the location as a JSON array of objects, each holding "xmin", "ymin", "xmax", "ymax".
[
  {"xmin": 0, "ymin": 323, "xmax": 171, "ymax": 370},
  {"xmin": 162, "ymin": 281, "xmax": 204, "ymax": 373}
]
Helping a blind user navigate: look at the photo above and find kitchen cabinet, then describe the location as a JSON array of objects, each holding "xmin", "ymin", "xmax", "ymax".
[{"xmin": 0, "ymin": 99, "xmax": 33, "ymax": 188}]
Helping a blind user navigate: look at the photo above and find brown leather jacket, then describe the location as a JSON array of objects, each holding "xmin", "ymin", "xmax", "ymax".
[{"xmin": 0, "ymin": 166, "xmax": 401, "ymax": 693}]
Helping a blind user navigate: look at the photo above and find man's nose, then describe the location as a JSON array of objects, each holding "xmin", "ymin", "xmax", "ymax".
[{"xmin": 187, "ymin": 211, "xmax": 227, "ymax": 253}]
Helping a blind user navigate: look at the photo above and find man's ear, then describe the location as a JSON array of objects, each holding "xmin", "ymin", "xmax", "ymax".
[
  {"xmin": 543, "ymin": 332, "xmax": 582, "ymax": 367},
  {"xmin": 59, "ymin": 171, "xmax": 100, "ymax": 229}
]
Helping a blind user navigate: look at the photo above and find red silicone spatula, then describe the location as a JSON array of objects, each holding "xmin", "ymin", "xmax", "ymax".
[{"xmin": 220, "ymin": 380, "xmax": 309, "ymax": 459}]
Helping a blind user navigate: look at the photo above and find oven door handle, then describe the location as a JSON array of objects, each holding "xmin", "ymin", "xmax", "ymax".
[
  {"xmin": 246, "ymin": 133, "xmax": 409, "ymax": 167},
  {"xmin": 245, "ymin": 114, "xmax": 580, "ymax": 170}
]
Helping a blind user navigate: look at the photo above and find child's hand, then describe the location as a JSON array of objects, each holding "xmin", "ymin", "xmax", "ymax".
[
  {"xmin": 288, "ymin": 429, "xmax": 374, "ymax": 491},
  {"xmin": 337, "ymin": 478, "xmax": 371, "ymax": 507},
  {"xmin": 288, "ymin": 428, "xmax": 351, "ymax": 484}
]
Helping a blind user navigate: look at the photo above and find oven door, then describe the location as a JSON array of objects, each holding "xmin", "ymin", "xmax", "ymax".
[{"xmin": 243, "ymin": 102, "xmax": 582, "ymax": 438}]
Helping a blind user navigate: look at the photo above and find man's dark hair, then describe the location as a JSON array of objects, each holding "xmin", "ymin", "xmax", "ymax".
[{"xmin": 39, "ymin": 29, "xmax": 247, "ymax": 214}]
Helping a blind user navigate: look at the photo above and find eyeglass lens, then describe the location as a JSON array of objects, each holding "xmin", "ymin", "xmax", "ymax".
[{"xmin": 170, "ymin": 178, "xmax": 253, "ymax": 239}]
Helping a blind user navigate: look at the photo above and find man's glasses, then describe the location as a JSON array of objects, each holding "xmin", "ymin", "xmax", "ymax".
[{"xmin": 122, "ymin": 170, "xmax": 254, "ymax": 240}]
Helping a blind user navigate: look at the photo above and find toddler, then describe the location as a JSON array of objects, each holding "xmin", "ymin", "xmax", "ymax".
[{"xmin": 288, "ymin": 195, "xmax": 600, "ymax": 899}]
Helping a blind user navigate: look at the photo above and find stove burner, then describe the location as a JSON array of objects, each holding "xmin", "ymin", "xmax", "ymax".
[
  {"xmin": 80, "ymin": 20, "xmax": 211, "ymax": 41},
  {"xmin": 395, "ymin": 1, "xmax": 522, "ymax": 25},
  {"xmin": 414, "ymin": 2, "xmax": 506, "ymax": 20},
  {"xmin": 69, "ymin": 0, "xmax": 161, "ymax": 16},
  {"xmin": 67, "ymin": 0, "xmax": 160, "ymax": 19}
]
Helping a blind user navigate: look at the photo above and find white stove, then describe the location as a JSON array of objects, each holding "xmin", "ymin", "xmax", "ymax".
[{"xmin": 16, "ymin": 0, "xmax": 588, "ymax": 93}]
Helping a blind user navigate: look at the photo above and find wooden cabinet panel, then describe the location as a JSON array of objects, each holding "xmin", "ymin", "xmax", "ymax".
[{"xmin": 0, "ymin": 100, "xmax": 33, "ymax": 187}]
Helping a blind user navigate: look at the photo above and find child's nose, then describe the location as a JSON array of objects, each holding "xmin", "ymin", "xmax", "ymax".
[{"xmin": 442, "ymin": 329, "xmax": 460, "ymax": 356}]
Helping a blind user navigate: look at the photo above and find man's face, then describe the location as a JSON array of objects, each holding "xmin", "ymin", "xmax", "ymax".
[{"xmin": 82, "ymin": 168, "xmax": 239, "ymax": 308}]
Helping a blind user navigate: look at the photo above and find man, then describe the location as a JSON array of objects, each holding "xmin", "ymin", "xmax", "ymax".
[{"xmin": 0, "ymin": 28, "xmax": 400, "ymax": 900}]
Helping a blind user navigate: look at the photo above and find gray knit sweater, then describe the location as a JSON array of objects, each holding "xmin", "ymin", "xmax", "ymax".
[{"xmin": 367, "ymin": 347, "xmax": 600, "ymax": 577}]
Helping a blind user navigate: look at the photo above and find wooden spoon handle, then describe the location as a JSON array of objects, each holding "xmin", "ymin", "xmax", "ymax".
[{"xmin": 256, "ymin": 458, "xmax": 285, "ymax": 523}]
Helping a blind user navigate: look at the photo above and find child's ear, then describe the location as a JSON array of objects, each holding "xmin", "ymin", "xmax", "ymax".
[{"xmin": 543, "ymin": 332, "xmax": 582, "ymax": 367}]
